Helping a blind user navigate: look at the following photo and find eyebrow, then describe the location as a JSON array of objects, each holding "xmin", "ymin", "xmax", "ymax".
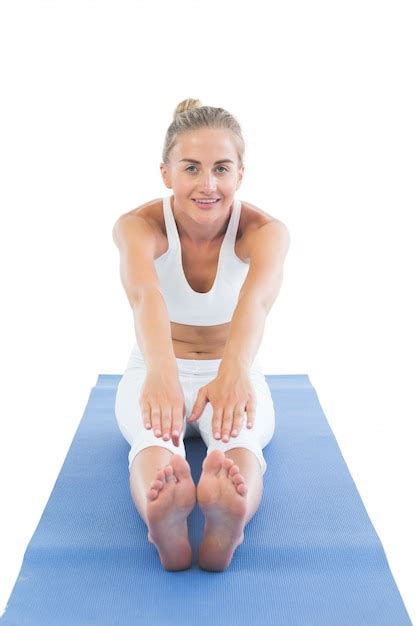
[{"xmin": 179, "ymin": 158, "xmax": 234, "ymax": 165}]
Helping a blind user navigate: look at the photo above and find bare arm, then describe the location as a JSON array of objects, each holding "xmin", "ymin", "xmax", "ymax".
[
  {"xmin": 113, "ymin": 213, "xmax": 185, "ymax": 446},
  {"xmin": 219, "ymin": 220, "xmax": 291, "ymax": 374},
  {"xmin": 112, "ymin": 214, "xmax": 178, "ymax": 375},
  {"xmin": 188, "ymin": 220, "xmax": 291, "ymax": 440}
]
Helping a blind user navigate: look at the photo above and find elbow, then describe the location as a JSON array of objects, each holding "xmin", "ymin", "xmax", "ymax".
[
  {"xmin": 130, "ymin": 284, "xmax": 162, "ymax": 310},
  {"xmin": 238, "ymin": 291, "xmax": 269, "ymax": 315}
]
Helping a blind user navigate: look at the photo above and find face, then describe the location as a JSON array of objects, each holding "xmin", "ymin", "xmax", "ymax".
[{"xmin": 160, "ymin": 127, "xmax": 244, "ymax": 219}]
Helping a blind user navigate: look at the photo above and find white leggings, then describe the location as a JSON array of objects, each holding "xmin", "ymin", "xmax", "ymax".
[{"xmin": 115, "ymin": 343, "xmax": 276, "ymax": 475}]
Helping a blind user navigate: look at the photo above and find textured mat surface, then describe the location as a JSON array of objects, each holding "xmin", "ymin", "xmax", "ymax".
[{"xmin": 1, "ymin": 374, "xmax": 412, "ymax": 625}]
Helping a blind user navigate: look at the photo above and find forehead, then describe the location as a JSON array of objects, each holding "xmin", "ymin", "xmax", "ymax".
[{"xmin": 172, "ymin": 128, "xmax": 237, "ymax": 162}]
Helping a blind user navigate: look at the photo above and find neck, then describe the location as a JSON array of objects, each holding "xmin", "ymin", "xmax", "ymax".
[{"xmin": 171, "ymin": 197, "xmax": 233, "ymax": 245}]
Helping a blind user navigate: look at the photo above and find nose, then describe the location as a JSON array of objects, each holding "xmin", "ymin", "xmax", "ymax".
[{"xmin": 200, "ymin": 172, "xmax": 217, "ymax": 192}]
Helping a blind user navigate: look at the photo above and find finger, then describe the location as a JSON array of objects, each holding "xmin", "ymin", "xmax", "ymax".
[
  {"xmin": 150, "ymin": 405, "xmax": 162, "ymax": 437},
  {"xmin": 212, "ymin": 407, "xmax": 223, "ymax": 440},
  {"xmin": 246, "ymin": 398, "xmax": 256, "ymax": 428},
  {"xmin": 161, "ymin": 406, "xmax": 172, "ymax": 442},
  {"xmin": 189, "ymin": 388, "xmax": 207, "ymax": 422},
  {"xmin": 221, "ymin": 407, "xmax": 234, "ymax": 442},
  {"xmin": 171, "ymin": 406, "xmax": 184, "ymax": 447},
  {"xmin": 231, "ymin": 404, "xmax": 246, "ymax": 437},
  {"xmin": 141, "ymin": 401, "xmax": 152, "ymax": 430}
]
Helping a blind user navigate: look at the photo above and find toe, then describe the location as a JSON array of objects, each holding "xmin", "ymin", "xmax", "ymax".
[
  {"xmin": 164, "ymin": 465, "xmax": 175, "ymax": 481},
  {"xmin": 148, "ymin": 488, "xmax": 159, "ymax": 501},
  {"xmin": 222, "ymin": 458, "xmax": 234, "ymax": 472},
  {"xmin": 156, "ymin": 469, "xmax": 166, "ymax": 483},
  {"xmin": 203, "ymin": 450, "xmax": 224, "ymax": 475},
  {"xmin": 232, "ymin": 473, "xmax": 244, "ymax": 486},
  {"xmin": 171, "ymin": 455, "xmax": 192, "ymax": 481},
  {"xmin": 231, "ymin": 474, "xmax": 247, "ymax": 496},
  {"xmin": 228, "ymin": 464, "xmax": 240, "ymax": 477}
]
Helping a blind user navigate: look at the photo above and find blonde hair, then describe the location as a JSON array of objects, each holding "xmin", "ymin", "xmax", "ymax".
[{"xmin": 162, "ymin": 98, "xmax": 245, "ymax": 168}]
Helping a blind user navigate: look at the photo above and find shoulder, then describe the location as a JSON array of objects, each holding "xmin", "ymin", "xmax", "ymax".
[
  {"xmin": 113, "ymin": 198, "xmax": 166, "ymax": 252},
  {"xmin": 116, "ymin": 197, "xmax": 163, "ymax": 225},
  {"xmin": 239, "ymin": 200, "xmax": 290, "ymax": 260}
]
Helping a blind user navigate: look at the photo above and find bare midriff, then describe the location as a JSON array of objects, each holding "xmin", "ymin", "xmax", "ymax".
[
  {"xmin": 126, "ymin": 196, "xmax": 274, "ymax": 360},
  {"xmin": 170, "ymin": 320, "xmax": 230, "ymax": 360}
]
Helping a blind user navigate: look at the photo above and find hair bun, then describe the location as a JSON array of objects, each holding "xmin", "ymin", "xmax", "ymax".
[{"xmin": 173, "ymin": 98, "xmax": 203, "ymax": 119}]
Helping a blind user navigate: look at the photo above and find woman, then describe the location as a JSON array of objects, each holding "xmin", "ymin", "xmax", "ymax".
[{"xmin": 113, "ymin": 98, "xmax": 290, "ymax": 573}]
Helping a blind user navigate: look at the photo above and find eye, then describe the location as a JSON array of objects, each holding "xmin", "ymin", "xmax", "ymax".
[{"xmin": 185, "ymin": 165, "xmax": 228, "ymax": 173}]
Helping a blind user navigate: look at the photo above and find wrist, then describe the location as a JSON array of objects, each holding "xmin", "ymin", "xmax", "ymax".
[
  {"xmin": 218, "ymin": 359, "xmax": 250, "ymax": 376},
  {"xmin": 147, "ymin": 355, "xmax": 178, "ymax": 375}
]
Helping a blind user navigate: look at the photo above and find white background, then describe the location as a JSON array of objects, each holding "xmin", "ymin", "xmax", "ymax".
[{"xmin": 0, "ymin": 0, "xmax": 416, "ymax": 622}]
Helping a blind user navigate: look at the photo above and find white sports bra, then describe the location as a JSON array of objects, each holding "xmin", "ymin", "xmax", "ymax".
[{"xmin": 154, "ymin": 195, "xmax": 250, "ymax": 326}]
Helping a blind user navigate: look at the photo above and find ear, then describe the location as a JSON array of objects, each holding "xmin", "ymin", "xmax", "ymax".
[
  {"xmin": 160, "ymin": 162, "xmax": 172, "ymax": 188},
  {"xmin": 236, "ymin": 163, "xmax": 245, "ymax": 187}
]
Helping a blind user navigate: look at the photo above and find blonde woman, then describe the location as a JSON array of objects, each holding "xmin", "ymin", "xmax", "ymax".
[{"xmin": 113, "ymin": 99, "xmax": 290, "ymax": 572}]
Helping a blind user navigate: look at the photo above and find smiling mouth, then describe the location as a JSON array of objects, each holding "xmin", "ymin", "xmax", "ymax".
[{"xmin": 192, "ymin": 198, "xmax": 220, "ymax": 205}]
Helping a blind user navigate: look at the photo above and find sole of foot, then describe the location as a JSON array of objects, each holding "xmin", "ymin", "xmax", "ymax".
[
  {"xmin": 196, "ymin": 449, "xmax": 248, "ymax": 571},
  {"xmin": 146, "ymin": 454, "xmax": 196, "ymax": 571}
]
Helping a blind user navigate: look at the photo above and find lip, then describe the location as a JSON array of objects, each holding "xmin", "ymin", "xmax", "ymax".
[
  {"xmin": 192, "ymin": 198, "xmax": 220, "ymax": 201},
  {"xmin": 192, "ymin": 198, "xmax": 220, "ymax": 209}
]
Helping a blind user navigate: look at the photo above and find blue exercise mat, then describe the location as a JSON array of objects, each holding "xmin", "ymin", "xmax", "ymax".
[{"xmin": 1, "ymin": 374, "xmax": 412, "ymax": 626}]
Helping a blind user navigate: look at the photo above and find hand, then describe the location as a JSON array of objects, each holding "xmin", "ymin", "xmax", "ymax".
[
  {"xmin": 139, "ymin": 370, "xmax": 186, "ymax": 447},
  {"xmin": 188, "ymin": 369, "xmax": 256, "ymax": 442}
]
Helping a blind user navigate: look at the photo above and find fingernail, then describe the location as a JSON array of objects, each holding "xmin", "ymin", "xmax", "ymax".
[
  {"xmin": 155, "ymin": 429, "xmax": 161, "ymax": 436},
  {"xmin": 231, "ymin": 429, "xmax": 238, "ymax": 436},
  {"xmin": 162, "ymin": 433, "xmax": 169, "ymax": 441},
  {"xmin": 214, "ymin": 432, "xmax": 221, "ymax": 439},
  {"xmin": 172, "ymin": 430, "xmax": 179, "ymax": 438},
  {"xmin": 145, "ymin": 422, "xmax": 151, "ymax": 429},
  {"xmin": 222, "ymin": 435, "xmax": 229, "ymax": 442}
]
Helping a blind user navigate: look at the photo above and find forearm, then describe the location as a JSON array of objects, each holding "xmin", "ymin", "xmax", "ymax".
[
  {"xmin": 132, "ymin": 287, "xmax": 178, "ymax": 374},
  {"xmin": 219, "ymin": 295, "xmax": 267, "ymax": 374}
]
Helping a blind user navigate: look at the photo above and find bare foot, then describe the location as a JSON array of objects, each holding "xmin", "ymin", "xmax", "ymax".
[
  {"xmin": 197, "ymin": 449, "xmax": 248, "ymax": 571},
  {"xmin": 146, "ymin": 454, "xmax": 196, "ymax": 571}
]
